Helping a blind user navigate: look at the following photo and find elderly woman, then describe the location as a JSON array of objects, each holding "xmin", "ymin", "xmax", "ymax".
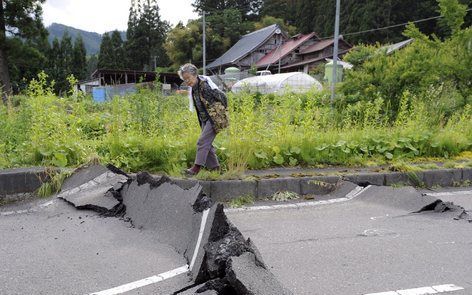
[{"xmin": 178, "ymin": 63, "xmax": 229, "ymax": 176}]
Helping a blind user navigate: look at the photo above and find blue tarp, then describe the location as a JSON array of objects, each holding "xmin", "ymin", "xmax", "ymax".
[{"xmin": 92, "ymin": 85, "xmax": 137, "ymax": 102}]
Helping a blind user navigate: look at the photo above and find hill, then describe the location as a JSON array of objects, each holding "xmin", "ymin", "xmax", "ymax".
[{"xmin": 47, "ymin": 23, "xmax": 126, "ymax": 55}]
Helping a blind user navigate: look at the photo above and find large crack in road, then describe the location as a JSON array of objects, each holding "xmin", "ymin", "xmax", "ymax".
[
  {"xmin": 2, "ymin": 164, "xmax": 470, "ymax": 295},
  {"xmin": 56, "ymin": 164, "xmax": 292, "ymax": 294}
]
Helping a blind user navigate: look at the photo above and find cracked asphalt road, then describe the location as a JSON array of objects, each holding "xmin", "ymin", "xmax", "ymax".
[
  {"xmin": 0, "ymin": 199, "xmax": 189, "ymax": 295},
  {"xmin": 1, "ymin": 185, "xmax": 471, "ymax": 295},
  {"xmin": 227, "ymin": 186, "xmax": 472, "ymax": 295}
]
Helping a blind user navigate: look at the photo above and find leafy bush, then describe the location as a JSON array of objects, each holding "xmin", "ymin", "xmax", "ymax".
[{"xmin": 339, "ymin": 0, "xmax": 471, "ymax": 120}]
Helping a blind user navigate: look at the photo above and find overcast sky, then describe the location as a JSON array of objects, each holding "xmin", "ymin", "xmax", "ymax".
[{"xmin": 42, "ymin": 0, "xmax": 198, "ymax": 33}]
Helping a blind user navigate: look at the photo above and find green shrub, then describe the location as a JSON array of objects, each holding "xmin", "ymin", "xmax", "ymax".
[{"xmin": 339, "ymin": 0, "xmax": 471, "ymax": 120}]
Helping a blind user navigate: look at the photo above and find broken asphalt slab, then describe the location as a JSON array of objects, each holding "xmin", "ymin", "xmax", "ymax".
[
  {"xmin": 121, "ymin": 173, "xmax": 216, "ymax": 278},
  {"xmin": 56, "ymin": 164, "xmax": 128, "ymax": 214},
  {"xmin": 226, "ymin": 252, "xmax": 293, "ymax": 295},
  {"xmin": 53, "ymin": 165, "xmax": 292, "ymax": 294},
  {"xmin": 354, "ymin": 185, "xmax": 471, "ymax": 222},
  {"xmin": 122, "ymin": 173, "xmax": 292, "ymax": 294}
]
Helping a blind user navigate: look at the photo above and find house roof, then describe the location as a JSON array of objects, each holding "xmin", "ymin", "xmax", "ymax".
[
  {"xmin": 385, "ymin": 38, "xmax": 413, "ymax": 55},
  {"xmin": 299, "ymin": 38, "xmax": 352, "ymax": 55},
  {"xmin": 299, "ymin": 39, "xmax": 335, "ymax": 55},
  {"xmin": 91, "ymin": 69, "xmax": 157, "ymax": 78},
  {"xmin": 207, "ymin": 24, "xmax": 283, "ymax": 70},
  {"xmin": 281, "ymin": 49, "xmax": 351, "ymax": 69},
  {"xmin": 255, "ymin": 32, "xmax": 318, "ymax": 68}
]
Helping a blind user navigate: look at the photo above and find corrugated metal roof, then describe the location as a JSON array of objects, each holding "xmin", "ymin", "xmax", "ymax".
[
  {"xmin": 281, "ymin": 49, "xmax": 351, "ymax": 69},
  {"xmin": 256, "ymin": 33, "xmax": 317, "ymax": 68},
  {"xmin": 207, "ymin": 24, "xmax": 281, "ymax": 70},
  {"xmin": 299, "ymin": 39, "xmax": 335, "ymax": 55},
  {"xmin": 385, "ymin": 39, "xmax": 413, "ymax": 54}
]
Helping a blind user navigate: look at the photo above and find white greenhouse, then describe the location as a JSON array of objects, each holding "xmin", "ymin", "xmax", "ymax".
[{"xmin": 231, "ymin": 72, "xmax": 322, "ymax": 95}]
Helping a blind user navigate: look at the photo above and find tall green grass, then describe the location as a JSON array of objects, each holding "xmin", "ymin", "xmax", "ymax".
[{"xmin": 0, "ymin": 72, "xmax": 470, "ymax": 176}]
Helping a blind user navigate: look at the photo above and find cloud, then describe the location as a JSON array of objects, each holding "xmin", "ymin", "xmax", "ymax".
[{"xmin": 42, "ymin": 0, "xmax": 198, "ymax": 33}]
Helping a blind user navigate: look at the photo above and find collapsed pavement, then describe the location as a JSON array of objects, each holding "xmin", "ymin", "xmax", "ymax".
[
  {"xmin": 352, "ymin": 185, "xmax": 472, "ymax": 223},
  {"xmin": 55, "ymin": 165, "xmax": 470, "ymax": 295},
  {"xmin": 56, "ymin": 164, "xmax": 293, "ymax": 294}
]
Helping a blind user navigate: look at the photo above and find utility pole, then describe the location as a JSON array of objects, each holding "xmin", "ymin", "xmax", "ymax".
[
  {"xmin": 202, "ymin": 11, "xmax": 207, "ymax": 76},
  {"xmin": 331, "ymin": 0, "xmax": 341, "ymax": 105}
]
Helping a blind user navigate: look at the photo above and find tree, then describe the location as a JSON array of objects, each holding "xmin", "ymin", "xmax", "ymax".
[
  {"xmin": 86, "ymin": 54, "xmax": 98, "ymax": 78},
  {"xmin": 110, "ymin": 30, "xmax": 125, "ymax": 69},
  {"xmin": 7, "ymin": 37, "xmax": 47, "ymax": 92},
  {"xmin": 98, "ymin": 32, "xmax": 114, "ymax": 69},
  {"xmin": 45, "ymin": 32, "xmax": 82, "ymax": 95},
  {"xmin": 438, "ymin": 0, "xmax": 468, "ymax": 35},
  {"xmin": 254, "ymin": 15, "xmax": 298, "ymax": 36},
  {"xmin": 192, "ymin": 0, "xmax": 262, "ymax": 21},
  {"xmin": 57, "ymin": 32, "xmax": 74, "ymax": 92},
  {"xmin": 0, "ymin": 0, "xmax": 48, "ymax": 102},
  {"xmin": 165, "ymin": 20, "xmax": 225, "ymax": 69},
  {"xmin": 206, "ymin": 8, "xmax": 248, "ymax": 45},
  {"xmin": 125, "ymin": 0, "xmax": 170, "ymax": 71},
  {"xmin": 72, "ymin": 35, "xmax": 87, "ymax": 80},
  {"xmin": 260, "ymin": 0, "xmax": 299, "ymax": 25},
  {"xmin": 98, "ymin": 31, "xmax": 125, "ymax": 70},
  {"xmin": 296, "ymin": 0, "xmax": 443, "ymax": 44},
  {"xmin": 47, "ymin": 37, "xmax": 61, "ymax": 88}
]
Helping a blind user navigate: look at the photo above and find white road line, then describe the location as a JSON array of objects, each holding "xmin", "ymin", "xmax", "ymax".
[
  {"xmin": 88, "ymin": 265, "xmax": 189, "ymax": 295},
  {"xmin": 346, "ymin": 185, "xmax": 369, "ymax": 199},
  {"xmin": 225, "ymin": 185, "xmax": 372, "ymax": 213},
  {"xmin": 423, "ymin": 190, "xmax": 472, "ymax": 197},
  {"xmin": 364, "ymin": 284, "xmax": 464, "ymax": 295},
  {"xmin": 89, "ymin": 208, "xmax": 211, "ymax": 294},
  {"xmin": 189, "ymin": 208, "xmax": 210, "ymax": 271},
  {"xmin": 0, "ymin": 199, "xmax": 57, "ymax": 216},
  {"xmin": 432, "ymin": 284, "xmax": 465, "ymax": 292}
]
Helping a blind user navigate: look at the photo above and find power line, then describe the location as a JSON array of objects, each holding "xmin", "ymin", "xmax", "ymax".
[{"xmin": 319, "ymin": 8, "xmax": 472, "ymax": 40}]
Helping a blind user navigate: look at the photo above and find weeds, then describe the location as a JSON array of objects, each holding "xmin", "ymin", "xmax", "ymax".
[
  {"xmin": 270, "ymin": 191, "xmax": 300, "ymax": 202},
  {"xmin": 228, "ymin": 195, "xmax": 255, "ymax": 208},
  {"xmin": 0, "ymin": 71, "xmax": 470, "ymax": 175},
  {"xmin": 36, "ymin": 169, "xmax": 71, "ymax": 198}
]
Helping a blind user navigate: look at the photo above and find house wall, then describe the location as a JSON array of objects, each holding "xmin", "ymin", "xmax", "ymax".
[
  {"xmin": 237, "ymin": 34, "xmax": 287, "ymax": 68},
  {"xmin": 257, "ymin": 37, "xmax": 319, "ymax": 71}
]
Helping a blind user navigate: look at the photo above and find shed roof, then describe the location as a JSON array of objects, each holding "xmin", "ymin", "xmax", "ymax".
[
  {"xmin": 385, "ymin": 38, "xmax": 414, "ymax": 55},
  {"xmin": 299, "ymin": 39, "xmax": 335, "ymax": 55},
  {"xmin": 256, "ymin": 32, "xmax": 318, "ymax": 68},
  {"xmin": 92, "ymin": 69, "xmax": 157, "ymax": 78},
  {"xmin": 299, "ymin": 38, "xmax": 351, "ymax": 55},
  {"xmin": 281, "ymin": 49, "xmax": 351, "ymax": 69},
  {"xmin": 207, "ymin": 24, "xmax": 283, "ymax": 70}
]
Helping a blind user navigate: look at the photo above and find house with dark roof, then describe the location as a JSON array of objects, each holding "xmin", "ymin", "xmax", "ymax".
[
  {"xmin": 208, "ymin": 24, "xmax": 353, "ymax": 75},
  {"xmin": 207, "ymin": 24, "xmax": 288, "ymax": 74},
  {"xmin": 281, "ymin": 38, "xmax": 352, "ymax": 73},
  {"xmin": 255, "ymin": 32, "xmax": 319, "ymax": 72}
]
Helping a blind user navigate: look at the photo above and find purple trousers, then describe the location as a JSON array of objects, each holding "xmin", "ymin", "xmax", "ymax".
[{"xmin": 195, "ymin": 120, "xmax": 219, "ymax": 169}]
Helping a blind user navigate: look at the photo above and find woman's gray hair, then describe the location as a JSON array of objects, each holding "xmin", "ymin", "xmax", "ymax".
[{"xmin": 178, "ymin": 63, "xmax": 198, "ymax": 79}]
